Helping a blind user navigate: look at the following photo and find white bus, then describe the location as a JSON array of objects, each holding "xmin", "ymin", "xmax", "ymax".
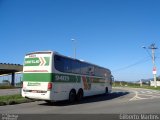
[{"xmin": 22, "ymin": 51, "xmax": 112, "ymax": 103}]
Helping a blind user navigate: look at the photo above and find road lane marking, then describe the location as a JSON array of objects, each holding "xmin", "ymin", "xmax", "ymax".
[
  {"xmin": 129, "ymin": 89, "xmax": 160, "ymax": 101},
  {"xmin": 129, "ymin": 91, "xmax": 138, "ymax": 101}
]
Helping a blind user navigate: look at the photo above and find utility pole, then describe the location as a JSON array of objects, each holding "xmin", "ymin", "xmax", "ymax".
[
  {"xmin": 140, "ymin": 79, "xmax": 142, "ymax": 87},
  {"xmin": 149, "ymin": 44, "xmax": 158, "ymax": 88}
]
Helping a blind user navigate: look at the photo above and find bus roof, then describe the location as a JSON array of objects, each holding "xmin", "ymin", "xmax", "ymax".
[
  {"xmin": 25, "ymin": 50, "xmax": 111, "ymax": 72},
  {"xmin": 53, "ymin": 51, "xmax": 111, "ymax": 73},
  {"xmin": 26, "ymin": 51, "xmax": 54, "ymax": 56}
]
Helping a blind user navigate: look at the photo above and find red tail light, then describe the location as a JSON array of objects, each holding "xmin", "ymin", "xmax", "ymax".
[{"xmin": 48, "ymin": 83, "xmax": 52, "ymax": 90}]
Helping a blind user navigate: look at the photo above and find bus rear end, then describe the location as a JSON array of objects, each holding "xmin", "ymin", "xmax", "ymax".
[{"xmin": 21, "ymin": 51, "xmax": 53, "ymax": 100}]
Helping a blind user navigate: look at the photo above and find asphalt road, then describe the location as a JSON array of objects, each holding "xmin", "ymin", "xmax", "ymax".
[
  {"xmin": 0, "ymin": 87, "xmax": 160, "ymax": 114},
  {"xmin": 0, "ymin": 88, "xmax": 21, "ymax": 96}
]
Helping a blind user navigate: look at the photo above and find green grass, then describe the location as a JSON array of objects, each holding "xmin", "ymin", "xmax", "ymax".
[
  {"xmin": 127, "ymin": 85, "xmax": 160, "ymax": 90},
  {"xmin": 113, "ymin": 83, "xmax": 160, "ymax": 90},
  {"xmin": 0, "ymin": 85, "xmax": 22, "ymax": 89},
  {"xmin": 0, "ymin": 85, "xmax": 16, "ymax": 89},
  {"xmin": 0, "ymin": 94, "xmax": 35, "ymax": 106}
]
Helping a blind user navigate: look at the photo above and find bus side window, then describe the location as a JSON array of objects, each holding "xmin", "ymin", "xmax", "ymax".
[
  {"xmin": 54, "ymin": 55, "xmax": 64, "ymax": 72},
  {"xmin": 64, "ymin": 58, "xmax": 72, "ymax": 73},
  {"xmin": 72, "ymin": 60, "xmax": 81, "ymax": 74},
  {"xmin": 81, "ymin": 63, "xmax": 89, "ymax": 75},
  {"xmin": 88, "ymin": 67, "xmax": 95, "ymax": 76}
]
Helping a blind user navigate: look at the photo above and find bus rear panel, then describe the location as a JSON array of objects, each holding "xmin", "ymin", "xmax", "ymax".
[{"xmin": 22, "ymin": 51, "xmax": 53, "ymax": 100}]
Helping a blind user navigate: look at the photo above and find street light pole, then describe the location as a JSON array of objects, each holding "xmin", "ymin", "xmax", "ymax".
[{"xmin": 71, "ymin": 39, "xmax": 76, "ymax": 59}]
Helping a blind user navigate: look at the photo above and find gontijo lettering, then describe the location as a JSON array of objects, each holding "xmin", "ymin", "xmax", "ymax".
[
  {"xmin": 24, "ymin": 57, "xmax": 50, "ymax": 66},
  {"xmin": 27, "ymin": 82, "xmax": 41, "ymax": 86},
  {"xmin": 25, "ymin": 59, "xmax": 40, "ymax": 64}
]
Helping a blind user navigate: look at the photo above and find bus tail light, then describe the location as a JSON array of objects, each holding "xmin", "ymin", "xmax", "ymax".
[{"xmin": 48, "ymin": 83, "xmax": 52, "ymax": 90}]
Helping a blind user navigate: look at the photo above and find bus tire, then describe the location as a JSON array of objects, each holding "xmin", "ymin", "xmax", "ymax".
[
  {"xmin": 69, "ymin": 89, "xmax": 76, "ymax": 103},
  {"xmin": 45, "ymin": 100, "xmax": 54, "ymax": 104},
  {"xmin": 105, "ymin": 87, "xmax": 109, "ymax": 94},
  {"xmin": 76, "ymin": 89, "xmax": 83, "ymax": 101}
]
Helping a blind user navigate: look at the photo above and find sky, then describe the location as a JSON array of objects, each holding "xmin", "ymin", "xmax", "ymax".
[{"xmin": 0, "ymin": 0, "xmax": 160, "ymax": 82}]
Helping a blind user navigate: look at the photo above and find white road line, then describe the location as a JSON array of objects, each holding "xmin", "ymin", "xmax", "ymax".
[
  {"xmin": 151, "ymin": 96, "xmax": 160, "ymax": 98},
  {"xmin": 138, "ymin": 94, "xmax": 156, "ymax": 96},
  {"xmin": 129, "ymin": 91, "xmax": 138, "ymax": 101},
  {"xmin": 144, "ymin": 91, "xmax": 153, "ymax": 94},
  {"xmin": 138, "ymin": 91, "xmax": 146, "ymax": 94},
  {"xmin": 129, "ymin": 89, "xmax": 160, "ymax": 101}
]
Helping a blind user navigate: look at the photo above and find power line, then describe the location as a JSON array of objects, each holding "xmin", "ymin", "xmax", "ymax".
[
  {"xmin": 113, "ymin": 44, "xmax": 160, "ymax": 73},
  {"xmin": 142, "ymin": 46, "xmax": 152, "ymax": 59},
  {"xmin": 113, "ymin": 57, "xmax": 151, "ymax": 72}
]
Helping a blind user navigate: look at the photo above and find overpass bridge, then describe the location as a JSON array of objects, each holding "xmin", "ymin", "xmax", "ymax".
[{"xmin": 0, "ymin": 63, "xmax": 23, "ymax": 86}]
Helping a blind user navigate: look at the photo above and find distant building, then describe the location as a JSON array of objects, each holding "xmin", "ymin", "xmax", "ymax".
[
  {"xmin": 139, "ymin": 79, "xmax": 150, "ymax": 85},
  {"xmin": 150, "ymin": 81, "xmax": 160, "ymax": 87}
]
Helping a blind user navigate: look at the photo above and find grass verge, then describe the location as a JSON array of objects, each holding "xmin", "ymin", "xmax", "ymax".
[
  {"xmin": 128, "ymin": 86, "xmax": 160, "ymax": 90},
  {"xmin": 0, "ymin": 86, "xmax": 16, "ymax": 89},
  {"xmin": 0, "ymin": 94, "xmax": 35, "ymax": 106},
  {"xmin": 114, "ymin": 85, "xmax": 160, "ymax": 90}
]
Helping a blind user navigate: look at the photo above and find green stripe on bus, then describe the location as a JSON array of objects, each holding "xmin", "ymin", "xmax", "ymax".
[
  {"xmin": 52, "ymin": 73, "xmax": 81, "ymax": 83},
  {"xmin": 23, "ymin": 73, "xmax": 105, "ymax": 83},
  {"xmin": 23, "ymin": 73, "xmax": 52, "ymax": 82},
  {"xmin": 93, "ymin": 78, "xmax": 105, "ymax": 83},
  {"xmin": 23, "ymin": 73, "xmax": 81, "ymax": 83}
]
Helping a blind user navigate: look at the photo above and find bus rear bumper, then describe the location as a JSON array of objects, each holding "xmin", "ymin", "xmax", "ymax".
[{"xmin": 22, "ymin": 90, "xmax": 52, "ymax": 100}]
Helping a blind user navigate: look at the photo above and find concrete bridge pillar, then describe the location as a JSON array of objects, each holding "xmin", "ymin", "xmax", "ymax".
[{"xmin": 11, "ymin": 72, "xmax": 15, "ymax": 86}]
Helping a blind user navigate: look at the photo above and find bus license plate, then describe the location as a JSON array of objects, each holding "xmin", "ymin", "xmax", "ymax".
[{"xmin": 32, "ymin": 90, "xmax": 38, "ymax": 93}]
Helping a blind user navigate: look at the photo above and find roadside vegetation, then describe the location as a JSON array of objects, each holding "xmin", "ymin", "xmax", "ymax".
[
  {"xmin": 0, "ymin": 83, "xmax": 36, "ymax": 106},
  {"xmin": 113, "ymin": 81, "xmax": 160, "ymax": 90},
  {"xmin": 0, "ymin": 81, "xmax": 22, "ymax": 89},
  {"xmin": 0, "ymin": 85, "xmax": 16, "ymax": 89},
  {"xmin": 0, "ymin": 94, "xmax": 35, "ymax": 106}
]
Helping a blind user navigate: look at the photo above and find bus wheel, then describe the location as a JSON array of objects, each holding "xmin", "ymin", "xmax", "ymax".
[
  {"xmin": 69, "ymin": 89, "xmax": 76, "ymax": 103},
  {"xmin": 105, "ymin": 87, "xmax": 109, "ymax": 94},
  {"xmin": 45, "ymin": 100, "xmax": 54, "ymax": 104},
  {"xmin": 76, "ymin": 89, "xmax": 83, "ymax": 101}
]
